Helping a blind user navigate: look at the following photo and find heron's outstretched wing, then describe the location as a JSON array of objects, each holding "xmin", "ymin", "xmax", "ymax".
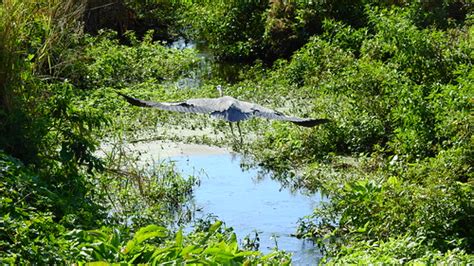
[
  {"xmin": 118, "ymin": 92, "xmax": 221, "ymax": 114},
  {"xmin": 248, "ymin": 104, "xmax": 330, "ymax": 127}
]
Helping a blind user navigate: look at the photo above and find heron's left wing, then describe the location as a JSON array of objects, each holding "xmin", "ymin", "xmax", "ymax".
[
  {"xmin": 118, "ymin": 92, "xmax": 217, "ymax": 114},
  {"xmin": 249, "ymin": 104, "xmax": 330, "ymax": 127}
]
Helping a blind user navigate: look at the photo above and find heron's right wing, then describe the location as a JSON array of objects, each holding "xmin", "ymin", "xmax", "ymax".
[{"xmin": 118, "ymin": 92, "xmax": 218, "ymax": 114}]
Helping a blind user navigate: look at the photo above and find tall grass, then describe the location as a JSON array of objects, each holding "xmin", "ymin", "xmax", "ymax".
[{"xmin": 0, "ymin": 0, "xmax": 85, "ymax": 163}]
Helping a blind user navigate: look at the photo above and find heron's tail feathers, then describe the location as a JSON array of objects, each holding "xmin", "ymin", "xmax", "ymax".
[{"xmin": 292, "ymin": 118, "xmax": 330, "ymax": 127}]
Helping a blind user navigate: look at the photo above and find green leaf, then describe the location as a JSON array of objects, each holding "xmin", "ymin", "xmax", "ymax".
[
  {"xmin": 134, "ymin": 224, "xmax": 168, "ymax": 243},
  {"xmin": 387, "ymin": 176, "xmax": 399, "ymax": 187},
  {"xmin": 179, "ymin": 245, "xmax": 197, "ymax": 257},
  {"xmin": 123, "ymin": 225, "xmax": 167, "ymax": 254},
  {"xmin": 175, "ymin": 229, "xmax": 183, "ymax": 247},
  {"xmin": 235, "ymin": 250, "xmax": 259, "ymax": 257},
  {"xmin": 208, "ymin": 221, "xmax": 222, "ymax": 233},
  {"xmin": 204, "ymin": 247, "xmax": 235, "ymax": 260}
]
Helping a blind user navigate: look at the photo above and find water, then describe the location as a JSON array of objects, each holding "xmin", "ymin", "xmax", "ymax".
[
  {"xmin": 169, "ymin": 37, "xmax": 196, "ymax": 50},
  {"xmin": 169, "ymin": 38, "xmax": 247, "ymax": 88},
  {"xmin": 169, "ymin": 153, "xmax": 322, "ymax": 265}
]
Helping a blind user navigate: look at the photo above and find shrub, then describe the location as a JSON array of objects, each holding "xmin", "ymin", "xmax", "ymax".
[{"xmin": 77, "ymin": 30, "xmax": 200, "ymax": 89}]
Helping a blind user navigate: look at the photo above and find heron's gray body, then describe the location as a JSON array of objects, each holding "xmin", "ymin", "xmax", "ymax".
[{"xmin": 118, "ymin": 93, "xmax": 329, "ymax": 127}]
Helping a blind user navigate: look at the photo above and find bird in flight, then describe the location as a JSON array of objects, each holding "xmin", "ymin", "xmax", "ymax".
[{"xmin": 118, "ymin": 86, "xmax": 329, "ymax": 142}]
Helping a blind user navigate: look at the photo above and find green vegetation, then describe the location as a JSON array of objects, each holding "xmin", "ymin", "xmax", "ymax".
[
  {"xmin": 0, "ymin": 1, "xmax": 287, "ymax": 264},
  {"xmin": 183, "ymin": 0, "xmax": 470, "ymax": 62},
  {"xmin": 1, "ymin": 0, "xmax": 472, "ymax": 264},
  {"xmin": 243, "ymin": 4, "xmax": 473, "ymax": 265}
]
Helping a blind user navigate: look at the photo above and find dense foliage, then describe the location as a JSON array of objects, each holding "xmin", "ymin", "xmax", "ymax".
[
  {"xmin": 0, "ymin": 1, "xmax": 288, "ymax": 264},
  {"xmin": 1, "ymin": 0, "xmax": 472, "ymax": 264},
  {"xmin": 242, "ymin": 4, "xmax": 474, "ymax": 265},
  {"xmin": 183, "ymin": 0, "xmax": 470, "ymax": 62}
]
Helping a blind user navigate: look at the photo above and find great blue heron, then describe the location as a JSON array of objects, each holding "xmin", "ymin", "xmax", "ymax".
[{"xmin": 118, "ymin": 86, "xmax": 329, "ymax": 142}]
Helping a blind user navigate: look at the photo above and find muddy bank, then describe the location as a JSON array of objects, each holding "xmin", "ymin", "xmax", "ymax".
[{"xmin": 129, "ymin": 140, "xmax": 230, "ymax": 159}]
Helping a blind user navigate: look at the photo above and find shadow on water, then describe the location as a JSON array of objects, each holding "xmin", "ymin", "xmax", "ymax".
[{"xmin": 169, "ymin": 153, "xmax": 323, "ymax": 265}]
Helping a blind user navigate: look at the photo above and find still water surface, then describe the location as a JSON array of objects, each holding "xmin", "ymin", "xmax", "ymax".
[{"xmin": 169, "ymin": 153, "xmax": 322, "ymax": 265}]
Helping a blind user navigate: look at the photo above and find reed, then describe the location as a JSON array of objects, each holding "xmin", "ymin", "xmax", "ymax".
[{"xmin": 0, "ymin": 0, "xmax": 86, "ymax": 161}]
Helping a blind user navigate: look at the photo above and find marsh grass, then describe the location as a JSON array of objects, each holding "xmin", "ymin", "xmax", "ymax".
[{"xmin": 0, "ymin": 0, "xmax": 87, "ymax": 163}]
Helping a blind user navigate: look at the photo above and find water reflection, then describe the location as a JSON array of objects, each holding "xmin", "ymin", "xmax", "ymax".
[
  {"xmin": 169, "ymin": 37, "xmax": 196, "ymax": 50},
  {"xmin": 169, "ymin": 37, "xmax": 250, "ymax": 87},
  {"xmin": 170, "ymin": 153, "xmax": 322, "ymax": 265}
]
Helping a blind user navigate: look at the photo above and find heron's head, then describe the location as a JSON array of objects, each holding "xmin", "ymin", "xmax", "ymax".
[{"xmin": 216, "ymin": 85, "xmax": 223, "ymax": 97}]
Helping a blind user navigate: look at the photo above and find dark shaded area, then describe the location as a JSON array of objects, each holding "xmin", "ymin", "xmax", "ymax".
[
  {"xmin": 83, "ymin": 0, "xmax": 182, "ymax": 42},
  {"xmin": 83, "ymin": 1, "xmax": 136, "ymax": 38}
]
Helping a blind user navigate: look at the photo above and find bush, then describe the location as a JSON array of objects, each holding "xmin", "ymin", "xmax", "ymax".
[
  {"xmin": 248, "ymin": 5, "xmax": 473, "ymax": 263},
  {"xmin": 66, "ymin": 220, "xmax": 291, "ymax": 264},
  {"xmin": 0, "ymin": 151, "xmax": 80, "ymax": 263},
  {"xmin": 182, "ymin": 2, "xmax": 268, "ymax": 61},
  {"xmin": 79, "ymin": 30, "xmax": 201, "ymax": 89},
  {"xmin": 324, "ymin": 235, "xmax": 474, "ymax": 265},
  {"xmin": 255, "ymin": 6, "xmax": 472, "ymax": 162},
  {"xmin": 181, "ymin": 1, "xmax": 470, "ymax": 63}
]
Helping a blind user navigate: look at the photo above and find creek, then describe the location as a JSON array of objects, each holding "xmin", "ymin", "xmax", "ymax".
[
  {"xmin": 169, "ymin": 152, "xmax": 322, "ymax": 265},
  {"xmin": 162, "ymin": 38, "xmax": 323, "ymax": 264}
]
